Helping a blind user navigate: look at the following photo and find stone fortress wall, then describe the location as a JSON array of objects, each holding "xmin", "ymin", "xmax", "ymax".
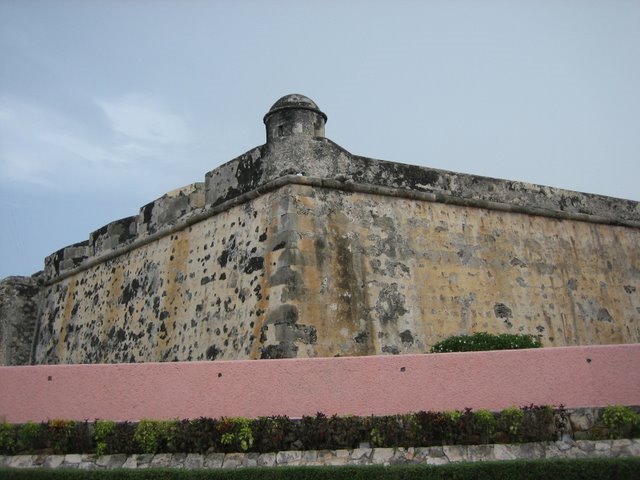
[{"xmin": 1, "ymin": 94, "xmax": 639, "ymax": 365}]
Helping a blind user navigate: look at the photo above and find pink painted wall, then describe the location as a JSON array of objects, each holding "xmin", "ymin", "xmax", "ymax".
[{"xmin": 1, "ymin": 345, "xmax": 639, "ymax": 423}]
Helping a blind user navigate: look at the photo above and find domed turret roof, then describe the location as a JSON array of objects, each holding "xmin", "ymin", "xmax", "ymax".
[{"xmin": 264, "ymin": 94, "xmax": 327, "ymax": 123}]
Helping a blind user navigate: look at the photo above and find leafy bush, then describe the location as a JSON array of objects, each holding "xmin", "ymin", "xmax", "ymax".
[
  {"xmin": 253, "ymin": 416, "xmax": 295, "ymax": 453},
  {"xmin": 0, "ymin": 421, "xmax": 16, "ymax": 454},
  {"xmin": 94, "ymin": 420, "xmax": 116, "ymax": 455},
  {"xmin": 498, "ymin": 407, "xmax": 524, "ymax": 441},
  {"xmin": 17, "ymin": 422, "xmax": 45, "ymax": 453},
  {"xmin": 1, "ymin": 405, "xmax": 634, "ymax": 455},
  {"xmin": 170, "ymin": 418, "xmax": 219, "ymax": 454},
  {"xmin": 218, "ymin": 418, "xmax": 254, "ymax": 452},
  {"xmin": 603, "ymin": 405, "xmax": 640, "ymax": 439},
  {"xmin": 520, "ymin": 405, "xmax": 555, "ymax": 442},
  {"xmin": 430, "ymin": 332, "xmax": 542, "ymax": 353},
  {"xmin": 47, "ymin": 419, "xmax": 77, "ymax": 453},
  {"xmin": 133, "ymin": 420, "xmax": 178, "ymax": 454},
  {"xmin": 366, "ymin": 415, "xmax": 416, "ymax": 448},
  {"xmin": 474, "ymin": 409, "xmax": 497, "ymax": 443}
]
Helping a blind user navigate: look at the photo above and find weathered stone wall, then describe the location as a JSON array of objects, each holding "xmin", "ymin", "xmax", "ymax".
[
  {"xmin": 266, "ymin": 184, "xmax": 640, "ymax": 358},
  {"xmin": 0, "ymin": 276, "xmax": 41, "ymax": 365},
  {"xmin": 35, "ymin": 191, "xmax": 279, "ymax": 364},
  {"xmin": 5, "ymin": 94, "xmax": 639, "ymax": 364},
  {"xmin": 34, "ymin": 179, "xmax": 640, "ymax": 364}
]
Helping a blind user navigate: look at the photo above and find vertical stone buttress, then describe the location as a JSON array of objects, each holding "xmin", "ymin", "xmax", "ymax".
[
  {"xmin": 258, "ymin": 95, "xmax": 327, "ymax": 358},
  {"xmin": 0, "ymin": 276, "xmax": 42, "ymax": 365}
]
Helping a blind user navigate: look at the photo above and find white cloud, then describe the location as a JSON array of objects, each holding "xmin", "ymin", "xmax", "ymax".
[
  {"xmin": 0, "ymin": 95, "xmax": 201, "ymax": 194},
  {"xmin": 38, "ymin": 132, "xmax": 130, "ymax": 166},
  {"xmin": 98, "ymin": 94, "xmax": 191, "ymax": 144}
]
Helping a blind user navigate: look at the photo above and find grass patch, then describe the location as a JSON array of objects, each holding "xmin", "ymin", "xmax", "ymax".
[{"xmin": 1, "ymin": 457, "xmax": 640, "ymax": 479}]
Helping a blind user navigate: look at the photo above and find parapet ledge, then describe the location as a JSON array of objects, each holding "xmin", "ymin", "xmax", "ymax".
[
  {"xmin": 41, "ymin": 134, "xmax": 640, "ymax": 283},
  {"xmin": 347, "ymin": 154, "xmax": 640, "ymax": 226},
  {"xmin": 44, "ymin": 181, "xmax": 207, "ymax": 281}
]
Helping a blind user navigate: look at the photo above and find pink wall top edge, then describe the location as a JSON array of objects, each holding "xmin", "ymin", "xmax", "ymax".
[{"xmin": 1, "ymin": 344, "xmax": 639, "ymax": 423}]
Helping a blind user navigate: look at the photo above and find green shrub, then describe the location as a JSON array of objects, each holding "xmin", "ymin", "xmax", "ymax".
[
  {"xmin": 603, "ymin": 405, "xmax": 640, "ymax": 439},
  {"xmin": 520, "ymin": 405, "xmax": 555, "ymax": 442},
  {"xmin": 0, "ymin": 421, "xmax": 16, "ymax": 454},
  {"xmin": 499, "ymin": 406, "xmax": 524, "ymax": 441},
  {"xmin": 47, "ymin": 419, "xmax": 77, "ymax": 453},
  {"xmin": 430, "ymin": 332, "xmax": 542, "ymax": 353},
  {"xmin": 170, "ymin": 418, "xmax": 218, "ymax": 454},
  {"xmin": 17, "ymin": 422, "xmax": 43, "ymax": 453},
  {"xmin": 94, "ymin": 420, "xmax": 116, "ymax": 455},
  {"xmin": 0, "ymin": 404, "xmax": 634, "ymax": 455},
  {"xmin": 133, "ymin": 420, "xmax": 178, "ymax": 454},
  {"xmin": 218, "ymin": 418, "xmax": 254, "ymax": 452},
  {"xmin": 253, "ymin": 416, "xmax": 295, "ymax": 453},
  {"xmin": 474, "ymin": 409, "xmax": 497, "ymax": 443}
]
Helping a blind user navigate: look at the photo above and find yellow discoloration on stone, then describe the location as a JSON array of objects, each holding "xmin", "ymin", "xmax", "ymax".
[{"xmin": 35, "ymin": 184, "xmax": 640, "ymax": 364}]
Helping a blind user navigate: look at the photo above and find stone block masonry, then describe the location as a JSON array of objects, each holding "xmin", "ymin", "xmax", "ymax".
[
  {"xmin": 0, "ymin": 276, "xmax": 41, "ymax": 365},
  {"xmin": 2, "ymin": 440, "xmax": 639, "ymax": 470},
  {"xmin": 1, "ymin": 94, "xmax": 639, "ymax": 365}
]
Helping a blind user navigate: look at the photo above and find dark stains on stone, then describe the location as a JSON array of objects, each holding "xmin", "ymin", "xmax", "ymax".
[
  {"xmin": 272, "ymin": 241, "xmax": 286, "ymax": 251},
  {"xmin": 116, "ymin": 328, "xmax": 126, "ymax": 342},
  {"xmin": 400, "ymin": 329, "xmax": 414, "ymax": 344},
  {"xmin": 270, "ymin": 267, "xmax": 305, "ymax": 300},
  {"xmin": 223, "ymin": 297, "xmax": 235, "ymax": 313},
  {"xmin": 494, "ymin": 303, "xmax": 513, "ymax": 327},
  {"xmin": 120, "ymin": 279, "xmax": 141, "ymax": 304},
  {"xmin": 141, "ymin": 201, "xmax": 154, "ymax": 225},
  {"xmin": 354, "ymin": 331, "xmax": 369, "ymax": 344},
  {"xmin": 382, "ymin": 345, "xmax": 400, "ymax": 355},
  {"xmin": 158, "ymin": 322, "xmax": 168, "ymax": 339},
  {"xmin": 267, "ymin": 304, "xmax": 299, "ymax": 326},
  {"xmin": 363, "ymin": 157, "xmax": 440, "ymax": 191},
  {"xmin": 152, "ymin": 297, "xmax": 161, "ymax": 317},
  {"xmin": 218, "ymin": 250, "xmax": 229, "ymax": 268},
  {"xmin": 375, "ymin": 283, "xmax": 408, "ymax": 324},
  {"xmin": 262, "ymin": 304, "xmax": 317, "ymax": 358},
  {"xmin": 597, "ymin": 308, "xmax": 613, "ymax": 323},
  {"xmin": 206, "ymin": 345, "xmax": 220, "ymax": 360},
  {"xmin": 510, "ymin": 257, "xmax": 527, "ymax": 268},
  {"xmin": 214, "ymin": 153, "xmax": 265, "ymax": 206},
  {"xmin": 243, "ymin": 256, "xmax": 264, "ymax": 274},
  {"xmin": 260, "ymin": 344, "xmax": 297, "ymax": 360}
]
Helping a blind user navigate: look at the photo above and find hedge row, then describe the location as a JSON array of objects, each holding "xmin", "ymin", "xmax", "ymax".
[
  {"xmin": 2, "ymin": 405, "xmax": 638, "ymax": 456},
  {"xmin": 2, "ymin": 458, "xmax": 640, "ymax": 479},
  {"xmin": 430, "ymin": 332, "xmax": 542, "ymax": 353}
]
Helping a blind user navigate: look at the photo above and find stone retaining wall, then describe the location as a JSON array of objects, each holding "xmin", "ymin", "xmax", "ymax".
[{"xmin": 2, "ymin": 439, "xmax": 639, "ymax": 470}]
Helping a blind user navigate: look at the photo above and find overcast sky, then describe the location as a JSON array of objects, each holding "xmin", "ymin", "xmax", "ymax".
[{"xmin": 1, "ymin": 0, "xmax": 639, "ymax": 278}]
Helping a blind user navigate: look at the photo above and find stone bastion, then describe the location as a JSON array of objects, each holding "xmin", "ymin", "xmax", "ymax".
[{"xmin": 1, "ymin": 94, "xmax": 639, "ymax": 365}]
